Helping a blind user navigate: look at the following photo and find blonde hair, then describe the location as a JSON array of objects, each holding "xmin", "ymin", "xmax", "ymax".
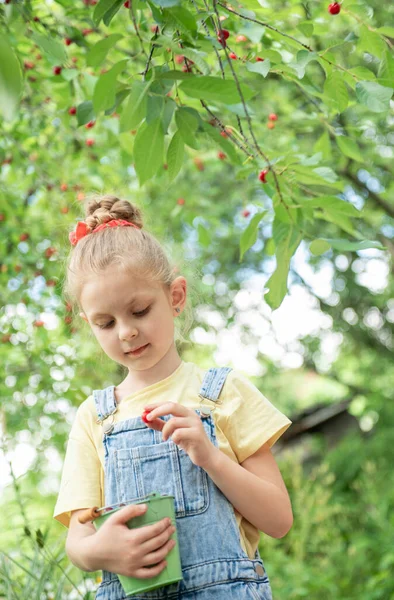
[{"xmin": 64, "ymin": 193, "xmax": 199, "ymax": 348}]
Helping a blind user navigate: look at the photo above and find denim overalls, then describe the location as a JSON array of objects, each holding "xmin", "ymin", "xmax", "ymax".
[{"xmin": 93, "ymin": 367, "xmax": 273, "ymax": 600}]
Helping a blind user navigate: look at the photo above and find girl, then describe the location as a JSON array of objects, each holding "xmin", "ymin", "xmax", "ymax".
[{"xmin": 54, "ymin": 194, "xmax": 293, "ymax": 600}]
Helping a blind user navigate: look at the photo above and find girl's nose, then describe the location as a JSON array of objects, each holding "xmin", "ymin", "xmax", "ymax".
[{"xmin": 118, "ymin": 323, "xmax": 138, "ymax": 342}]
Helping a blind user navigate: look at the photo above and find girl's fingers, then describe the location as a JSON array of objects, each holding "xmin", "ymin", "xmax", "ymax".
[
  {"xmin": 161, "ymin": 420, "xmax": 191, "ymax": 442},
  {"xmin": 144, "ymin": 402, "xmax": 190, "ymax": 421}
]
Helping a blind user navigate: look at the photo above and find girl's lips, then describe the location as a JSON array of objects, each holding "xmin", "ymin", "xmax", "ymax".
[{"xmin": 127, "ymin": 344, "xmax": 149, "ymax": 355}]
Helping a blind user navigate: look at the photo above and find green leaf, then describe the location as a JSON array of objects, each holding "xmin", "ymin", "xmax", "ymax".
[
  {"xmin": 175, "ymin": 107, "xmax": 199, "ymax": 149},
  {"xmin": 76, "ymin": 101, "xmax": 95, "ymax": 126},
  {"xmin": 146, "ymin": 94, "xmax": 164, "ymax": 123},
  {"xmin": 93, "ymin": 59, "xmax": 128, "ymax": 114},
  {"xmin": 167, "ymin": 130, "xmax": 184, "ymax": 182},
  {"xmin": 179, "ymin": 76, "xmax": 254, "ymax": 104},
  {"xmin": 336, "ymin": 136, "xmax": 364, "ymax": 162},
  {"xmin": 289, "ymin": 50, "xmax": 318, "ymax": 79},
  {"xmin": 358, "ymin": 25, "xmax": 387, "ymax": 59},
  {"xmin": 119, "ymin": 81, "xmax": 151, "ymax": 132},
  {"xmin": 245, "ymin": 59, "xmax": 271, "ymax": 78},
  {"xmin": 239, "ymin": 212, "xmax": 265, "ymax": 261},
  {"xmin": 86, "ymin": 34, "xmax": 123, "ymax": 68},
  {"xmin": 300, "ymin": 195, "xmax": 361, "ymax": 218},
  {"xmin": 322, "ymin": 239, "xmax": 386, "ymax": 252},
  {"xmin": 162, "ymin": 97, "xmax": 176, "ymax": 134},
  {"xmin": 297, "ymin": 21, "xmax": 314, "ymax": 37},
  {"xmin": 310, "ymin": 239, "xmax": 331, "ymax": 256},
  {"xmin": 0, "ymin": 36, "xmax": 23, "ymax": 121},
  {"xmin": 323, "ymin": 71, "xmax": 349, "ymax": 113},
  {"xmin": 163, "ymin": 6, "xmax": 197, "ymax": 35},
  {"xmin": 155, "ymin": 70, "xmax": 194, "ymax": 81},
  {"xmin": 315, "ymin": 212, "xmax": 360, "ymax": 238},
  {"xmin": 291, "ymin": 165, "xmax": 343, "ymax": 190},
  {"xmin": 348, "ymin": 66, "xmax": 376, "ymax": 82},
  {"xmin": 264, "ymin": 220, "xmax": 302, "ymax": 310},
  {"xmin": 133, "ymin": 118, "xmax": 164, "ymax": 185},
  {"xmin": 377, "ymin": 52, "xmax": 394, "ymax": 88},
  {"xmin": 314, "ymin": 131, "xmax": 332, "ymax": 161},
  {"xmin": 355, "ymin": 81, "xmax": 393, "ymax": 113},
  {"xmin": 31, "ymin": 33, "xmax": 67, "ymax": 63},
  {"xmin": 93, "ymin": 0, "xmax": 120, "ymax": 25},
  {"xmin": 102, "ymin": 0, "xmax": 124, "ymax": 26},
  {"xmin": 377, "ymin": 27, "xmax": 394, "ymax": 37}
]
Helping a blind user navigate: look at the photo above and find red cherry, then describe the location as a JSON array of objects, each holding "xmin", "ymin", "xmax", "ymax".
[
  {"xmin": 124, "ymin": 0, "xmax": 130, "ymax": 6},
  {"xmin": 53, "ymin": 66, "xmax": 62, "ymax": 76},
  {"xmin": 229, "ymin": 52, "xmax": 237, "ymax": 60},
  {"xmin": 267, "ymin": 122, "xmax": 275, "ymax": 130},
  {"xmin": 45, "ymin": 247, "xmax": 57, "ymax": 258},
  {"xmin": 68, "ymin": 106, "xmax": 77, "ymax": 115},
  {"xmin": 60, "ymin": 183, "xmax": 68, "ymax": 192},
  {"xmin": 85, "ymin": 120, "xmax": 95, "ymax": 129},
  {"xmin": 242, "ymin": 209, "xmax": 251, "ymax": 218},
  {"xmin": 193, "ymin": 158, "xmax": 204, "ymax": 171},
  {"xmin": 217, "ymin": 29, "xmax": 229, "ymax": 47},
  {"xmin": 86, "ymin": 138, "xmax": 95, "ymax": 147},
  {"xmin": 60, "ymin": 206, "xmax": 69, "ymax": 214},
  {"xmin": 268, "ymin": 113, "xmax": 278, "ymax": 121},
  {"xmin": 24, "ymin": 61, "xmax": 35, "ymax": 70},
  {"xmin": 65, "ymin": 38, "xmax": 72, "ymax": 46},
  {"xmin": 258, "ymin": 169, "xmax": 268, "ymax": 183},
  {"xmin": 220, "ymin": 129, "xmax": 230, "ymax": 138},
  {"xmin": 175, "ymin": 55, "xmax": 184, "ymax": 64},
  {"xmin": 141, "ymin": 409, "xmax": 152, "ymax": 423},
  {"xmin": 82, "ymin": 28, "xmax": 94, "ymax": 36},
  {"xmin": 236, "ymin": 35, "xmax": 247, "ymax": 42},
  {"xmin": 34, "ymin": 320, "xmax": 45, "ymax": 327},
  {"xmin": 328, "ymin": 2, "xmax": 341, "ymax": 14},
  {"xmin": 218, "ymin": 151, "xmax": 227, "ymax": 160},
  {"xmin": 150, "ymin": 25, "xmax": 159, "ymax": 33},
  {"xmin": 177, "ymin": 198, "xmax": 185, "ymax": 205},
  {"xmin": 255, "ymin": 56, "xmax": 265, "ymax": 62},
  {"xmin": 20, "ymin": 232, "xmax": 29, "ymax": 241}
]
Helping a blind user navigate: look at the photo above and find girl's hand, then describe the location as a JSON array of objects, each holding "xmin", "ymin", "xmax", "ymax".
[{"xmin": 142, "ymin": 403, "xmax": 218, "ymax": 470}]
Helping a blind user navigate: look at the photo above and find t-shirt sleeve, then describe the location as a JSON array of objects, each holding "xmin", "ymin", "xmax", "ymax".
[
  {"xmin": 53, "ymin": 399, "xmax": 102, "ymax": 529},
  {"xmin": 220, "ymin": 369, "xmax": 292, "ymax": 464}
]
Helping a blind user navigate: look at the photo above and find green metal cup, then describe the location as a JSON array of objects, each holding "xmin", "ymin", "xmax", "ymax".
[{"xmin": 93, "ymin": 493, "xmax": 183, "ymax": 597}]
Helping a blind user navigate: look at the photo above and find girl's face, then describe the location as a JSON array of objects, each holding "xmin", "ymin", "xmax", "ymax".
[{"xmin": 79, "ymin": 266, "xmax": 186, "ymax": 373}]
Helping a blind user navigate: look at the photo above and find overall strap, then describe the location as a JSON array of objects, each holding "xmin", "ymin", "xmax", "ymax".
[
  {"xmin": 93, "ymin": 386, "xmax": 117, "ymax": 423},
  {"xmin": 199, "ymin": 367, "xmax": 232, "ymax": 403}
]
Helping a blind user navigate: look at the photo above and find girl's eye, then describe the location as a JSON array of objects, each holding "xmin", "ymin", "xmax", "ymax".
[
  {"xmin": 98, "ymin": 321, "xmax": 114, "ymax": 329},
  {"xmin": 134, "ymin": 306, "xmax": 150, "ymax": 317},
  {"xmin": 97, "ymin": 307, "xmax": 150, "ymax": 329}
]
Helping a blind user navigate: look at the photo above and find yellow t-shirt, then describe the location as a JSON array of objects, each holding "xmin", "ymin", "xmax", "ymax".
[{"xmin": 53, "ymin": 361, "xmax": 291, "ymax": 559}]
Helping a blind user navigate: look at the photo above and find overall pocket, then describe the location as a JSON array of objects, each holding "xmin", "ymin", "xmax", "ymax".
[{"xmin": 115, "ymin": 440, "xmax": 209, "ymax": 518}]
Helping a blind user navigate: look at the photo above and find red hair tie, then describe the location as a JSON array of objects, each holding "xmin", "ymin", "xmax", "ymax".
[{"xmin": 69, "ymin": 219, "xmax": 140, "ymax": 246}]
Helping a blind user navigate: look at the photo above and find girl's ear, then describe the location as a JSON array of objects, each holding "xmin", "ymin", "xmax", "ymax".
[{"xmin": 79, "ymin": 312, "xmax": 88, "ymax": 322}]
